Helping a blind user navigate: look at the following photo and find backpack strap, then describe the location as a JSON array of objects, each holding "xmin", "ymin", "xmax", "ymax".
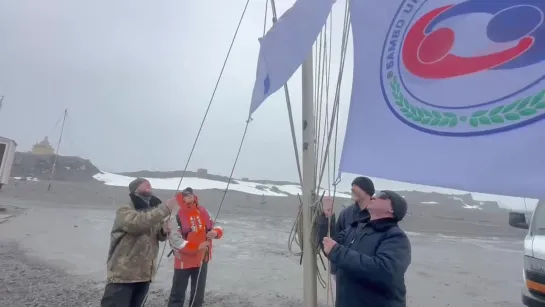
[
  {"xmin": 176, "ymin": 213, "xmax": 182, "ymax": 230},
  {"xmin": 168, "ymin": 213, "xmax": 184, "ymax": 258}
]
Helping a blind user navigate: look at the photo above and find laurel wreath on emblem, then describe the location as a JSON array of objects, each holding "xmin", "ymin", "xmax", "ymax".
[{"xmin": 389, "ymin": 76, "xmax": 545, "ymax": 128}]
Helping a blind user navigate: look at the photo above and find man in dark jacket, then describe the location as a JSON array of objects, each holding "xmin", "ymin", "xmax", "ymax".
[
  {"xmin": 100, "ymin": 178, "xmax": 178, "ymax": 307},
  {"xmin": 322, "ymin": 176, "xmax": 374, "ymax": 234},
  {"xmin": 318, "ymin": 176, "xmax": 374, "ymax": 280},
  {"xmin": 322, "ymin": 190, "xmax": 411, "ymax": 307}
]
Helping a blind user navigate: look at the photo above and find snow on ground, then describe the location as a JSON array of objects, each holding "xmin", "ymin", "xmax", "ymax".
[
  {"xmin": 463, "ymin": 204, "xmax": 483, "ymax": 210},
  {"xmin": 11, "ymin": 177, "xmax": 39, "ymax": 181},
  {"xmin": 93, "ymin": 172, "xmax": 537, "ymax": 211},
  {"xmin": 93, "ymin": 172, "xmax": 353, "ymax": 198}
]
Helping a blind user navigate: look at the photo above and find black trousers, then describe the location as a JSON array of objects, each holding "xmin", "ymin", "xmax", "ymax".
[
  {"xmin": 100, "ymin": 281, "xmax": 150, "ymax": 307},
  {"xmin": 167, "ymin": 262, "xmax": 208, "ymax": 307}
]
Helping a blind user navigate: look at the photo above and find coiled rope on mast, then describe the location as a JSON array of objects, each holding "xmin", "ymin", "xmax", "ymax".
[
  {"xmin": 139, "ymin": 0, "xmax": 252, "ymax": 305},
  {"xmin": 276, "ymin": 0, "xmax": 352, "ymax": 305}
]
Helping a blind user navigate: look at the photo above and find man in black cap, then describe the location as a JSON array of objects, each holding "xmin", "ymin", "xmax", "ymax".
[
  {"xmin": 321, "ymin": 190, "xmax": 411, "ymax": 307},
  {"xmin": 321, "ymin": 176, "xmax": 375, "ymax": 234},
  {"xmin": 101, "ymin": 177, "xmax": 178, "ymax": 307}
]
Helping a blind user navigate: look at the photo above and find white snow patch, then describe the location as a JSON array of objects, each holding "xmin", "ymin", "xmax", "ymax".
[
  {"xmin": 12, "ymin": 177, "xmax": 39, "ymax": 181},
  {"xmin": 463, "ymin": 204, "xmax": 483, "ymax": 210},
  {"xmin": 93, "ymin": 172, "xmax": 351, "ymax": 198},
  {"xmin": 93, "ymin": 172, "xmax": 538, "ymax": 211}
]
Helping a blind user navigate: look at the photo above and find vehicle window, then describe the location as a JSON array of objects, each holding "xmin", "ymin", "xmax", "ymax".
[{"xmin": 531, "ymin": 200, "xmax": 545, "ymax": 235}]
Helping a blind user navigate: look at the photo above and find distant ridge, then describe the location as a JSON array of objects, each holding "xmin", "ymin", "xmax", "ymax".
[
  {"xmin": 10, "ymin": 152, "xmax": 100, "ymax": 182},
  {"xmin": 119, "ymin": 170, "xmax": 300, "ymax": 186},
  {"xmin": 8, "ymin": 154, "xmax": 506, "ymax": 212}
]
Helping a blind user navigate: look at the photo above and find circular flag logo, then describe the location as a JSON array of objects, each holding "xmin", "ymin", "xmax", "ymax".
[{"xmin": 380, "ymin": 0, "xmax": 545, "ymax": 136}]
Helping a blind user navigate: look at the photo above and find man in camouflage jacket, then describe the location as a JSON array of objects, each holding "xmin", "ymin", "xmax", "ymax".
[{"xmin": 100, "ymin": 178, "xmax": 178, "ymax": 307}]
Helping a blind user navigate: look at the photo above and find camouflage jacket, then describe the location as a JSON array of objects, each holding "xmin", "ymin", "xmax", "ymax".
[{"xmin": 106, "ymin": 194, "xmax": 170, "ymax": 283}]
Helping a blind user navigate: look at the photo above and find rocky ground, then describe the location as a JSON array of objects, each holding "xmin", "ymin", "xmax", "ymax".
[{"xmin": 0, "ymin": 180, "xmax": 528, "ymax": 307}]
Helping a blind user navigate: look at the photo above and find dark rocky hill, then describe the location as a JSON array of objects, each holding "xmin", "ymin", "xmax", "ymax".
[
  {"xmin": 10, "ymin": 152, "xmax": 100, "ymax": 182},
  {"xmin": 119, "ymin": 170, "xmax": 240, "ymax": 184},
  {"xmin": 8, "ymin": 154, "xmax": 506, "ymax": 211}
]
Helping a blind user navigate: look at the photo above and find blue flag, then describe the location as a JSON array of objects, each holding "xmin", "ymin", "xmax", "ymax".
[{"xmin": 249, "ymin": 0, "xmax": 334, "ymax": 115}]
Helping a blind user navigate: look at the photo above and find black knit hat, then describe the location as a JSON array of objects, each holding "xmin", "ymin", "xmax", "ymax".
[
  {"xmin": 181, "ymin": 187, "xmax": 194, "ymax": 196},
  {"xmin": 382, "ymin": 190, "xmax": 408, "ymax": 221},
  {"xmin": 351, "ymin": 176, "xmax": 375, "ymax": 197},
  {"xmin": 129, "ymin": 177, "xmax": 149, "ymax": 193}
]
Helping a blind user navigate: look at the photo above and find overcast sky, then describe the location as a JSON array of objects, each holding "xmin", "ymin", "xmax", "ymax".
[{"xmin": 0, "ymin": 0, "xmax": 355, "ymax": 182}]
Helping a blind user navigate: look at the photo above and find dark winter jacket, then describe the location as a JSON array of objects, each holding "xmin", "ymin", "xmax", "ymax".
[
  {"xmin": 322, "ymin": 217, "xmax": 411, "ymax": 307},
  {"xmin": 334, "ymin": 203, "xmax": 371, "ymax": 234},
  {"xmin": 318, "ymin": 204, "xmax": 370, "ymax": 275},
  {"xmin": 106, "ymin": 194, "xmax": 169, "ymax": 283}
]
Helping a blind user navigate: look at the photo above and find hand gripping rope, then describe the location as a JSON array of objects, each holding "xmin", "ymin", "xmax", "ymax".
[{"xmin": 138, "ymin": 0, "xmax": 252, "ymax": 306}]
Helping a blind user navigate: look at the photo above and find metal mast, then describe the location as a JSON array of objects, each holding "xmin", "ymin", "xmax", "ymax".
[{"xmin": 301, "ymin": 52, "xmax": 318, "ymax": 307}]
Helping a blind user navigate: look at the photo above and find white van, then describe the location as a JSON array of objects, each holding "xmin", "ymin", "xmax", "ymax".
[{"xmin": 511, "ymin": 200, "xmax": 545, "ymax": 306}]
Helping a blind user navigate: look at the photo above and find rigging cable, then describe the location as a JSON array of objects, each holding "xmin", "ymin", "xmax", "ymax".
[
  {"xmin": 139, "ymin": 0, "xmax": 252, "ymax": 305},
  {"xmin": 46, "ymin": 110, "xmax": 66, "ymax": 140},
  {"xmin": 188, "ymin": 117, "xmax": 253, "ymax": 307},
  {"xmin": 47, "ymin": 109, "xmax": 68, "ymax": 191},
  {"xmin": 317, "ymin": 0, "xmax": 351, "ymax": 189},
  {"xmin": 322, "ymin": 2, "xmax": 351, "ymax": 303},
  {"xmin": 284, "ymin": 0, "xmax": 352, "ymax": 293},
  {"xmin": 326, "ymin": 14, "xmax": 334, "ymax": 195},
  {"xmin": 317, "ymin": 17, "xmax": 332, "ymax": 193},
  {"xmin": 265, "ymin": 0, "xmax": 329, "ymax": 288},
  {"xmin": 269, "ymin": 0, "xmax": 304, "ymax": 187},
  {"xmin": 286, "ymin": 0, "xmax": 352, "ymax": 295}
]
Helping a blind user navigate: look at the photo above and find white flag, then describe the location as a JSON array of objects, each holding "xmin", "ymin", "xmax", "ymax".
[
  {"xmin": 340, "ymin": 0, "xmax": 545, "ymax": 199},
  {"xmin": 249, "ymin": 0, "xmax": 334, "ymax": 115}
]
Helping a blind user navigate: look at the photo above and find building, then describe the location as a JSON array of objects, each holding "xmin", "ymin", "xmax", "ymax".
[
  {"xmin": 196, "ymin": 168, "xmax": 208, "ymax": 177},
  {"xmin": 0, "ymin": 136, "xmax": 17, "ymax": 189},
  {"xmin": 31, "ymin": 136, "xmax": 54, "ymax": 155}
]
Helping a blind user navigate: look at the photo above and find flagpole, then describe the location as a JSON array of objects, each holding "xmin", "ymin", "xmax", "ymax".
[
  {"xmin": 301, "ymin": 51, "xmax": 318, "ymax": 306},
  {"xmin": 48, "ymin": 109, "xmax": 68, "ymax": 191}
]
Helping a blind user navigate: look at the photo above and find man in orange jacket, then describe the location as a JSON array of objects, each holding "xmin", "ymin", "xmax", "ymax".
[{"xmin": 167, "ymin": 187, "xmax": 223, "ymax": 307}]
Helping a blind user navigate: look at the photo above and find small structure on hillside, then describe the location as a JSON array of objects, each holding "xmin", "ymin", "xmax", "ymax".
[
  {"xmin": 31, "ymin": 136, "xmax": 54, "ymax": 155},
  {"xmin": 196, "ymin": 168, "xmax": 208, "ymax": 177},
  {"xmin": 0, "ymin": 136, "xmax": 17, "ymax": 190}
]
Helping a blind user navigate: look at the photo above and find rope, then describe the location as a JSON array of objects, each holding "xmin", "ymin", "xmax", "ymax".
[
  {"xmin": 266, "ymin": 0, "xmax": 318, "ymax": 264},
  {"xmin": 277, "ymin": 0, "xmax": 351, "ymax": 295},
  {"xmin": 288, "ymin": 0, "xmax": 352, "ymax": 302},
  {"xmin": 174, "ymin": 0, "xmax": 251, "ymax": 193},
  {"xmin": 317, "ymin": 17, "xmax": 332, "ymax": 193},
  {"xmin": 47, "ymin": 111, "xmax": 66, "ymax": 140},
  {"xmin": 139, "ymin": 1, "xmax": 251, "ymax": 305},
  {"xmin": 317, "ymin": 0, "xmax": 351, "ymax": 189},
  {"xmin": 321, "ymin": 2, "xmax": 351, "ymax": 303},
  {"xmin": 325, "ymin": 15, "xmax": 334, "ymax": 196},
  {"xmin": 188, "ymin": 117, "xmax": 252, "ymax": 307},
  {"xmin": 47, "ymin": 109, "xmax": 68, "ymax": 191},
  {"xmin": 325, "ymin": 178, "xmax": 341, "ymax": 307},
  {"xmin": 269, "ymin": 0, "xmax": 303, "ymax": 187},
  {"xmin": 263, "ymin": 0, "xmax": 269, "ymax": 36}
]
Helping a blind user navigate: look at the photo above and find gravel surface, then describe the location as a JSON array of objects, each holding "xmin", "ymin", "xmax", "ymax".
[
  {"xmin": 0, "ymin": 241, "xmax": 103, "ymax": 307},
  {"xmin": 0, "ymin": 240, "xmax": 315, "ymax": 307},
  {"xmin": 0, "ymin": 180, "xmax": 527, "ymax": 306}
]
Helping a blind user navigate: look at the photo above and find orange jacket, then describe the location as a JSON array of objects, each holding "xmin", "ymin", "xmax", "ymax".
[{"xmin": 173, "ymin": 193, "xmax": 223, "ymax": 269}]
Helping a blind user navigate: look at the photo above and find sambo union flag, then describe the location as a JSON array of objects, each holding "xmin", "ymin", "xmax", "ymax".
[{"xmin": 340, "ymin": 0, "xmax": 545, "ymax": 199}]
